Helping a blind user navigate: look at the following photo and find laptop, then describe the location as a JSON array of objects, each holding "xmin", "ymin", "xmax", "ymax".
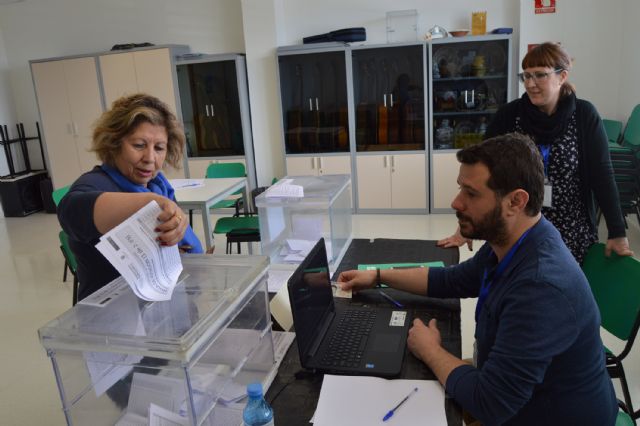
[{"xmin": 287, "ymin": 238, "xmax": 410, "ymax": 377}]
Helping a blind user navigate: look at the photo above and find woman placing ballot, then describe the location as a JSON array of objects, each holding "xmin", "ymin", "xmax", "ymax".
[{"xmin": 58, "ymin": 93, "xmax": 203, "ymax": 301}]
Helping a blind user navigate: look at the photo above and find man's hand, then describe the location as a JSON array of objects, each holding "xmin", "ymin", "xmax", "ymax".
[
  {"xmin": 407, "ymin": 318, "xmax": 441, "ymax": 363},
  {"xmin": 437, "ymin": 227, "xmax": 473, "ymax": 251},
  {"xmin": 605, "ymin": 237, "xmax": 634, "ymax": 257},
  {"xmin": 337, "ymin": 269, "xmax": 376, "ymax": 292}
]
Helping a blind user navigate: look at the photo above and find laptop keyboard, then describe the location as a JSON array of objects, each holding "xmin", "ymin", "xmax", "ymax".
[{"xmin": 320, "ymin": 309, "xmax": 377, "ymax": 368}]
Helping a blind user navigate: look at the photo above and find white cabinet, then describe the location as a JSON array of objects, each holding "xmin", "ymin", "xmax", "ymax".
[
  {"xmin": 431, "ymin": 151, "xmax": 460, "ymax": 211},
  {"xmin": 286, "ymin": 155, "xmax": 351, "ymax": 177},
  {"xmin": 31, "ymin": 57, "xmax": 103, "ymax": 188},
  {"xmin": 356, "ymin": 153, "xmax": 426, "ymax": 210}
]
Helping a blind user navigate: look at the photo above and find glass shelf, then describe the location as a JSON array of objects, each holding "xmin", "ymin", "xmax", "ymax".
[{"xmin": 434, "ymin": 74, "xmax": 507, "ymax": 83}]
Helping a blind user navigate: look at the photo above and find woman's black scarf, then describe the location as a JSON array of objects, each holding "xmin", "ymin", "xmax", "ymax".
[{"xmin": 518, "ymin": 92, "xmax": 576, "ymax": 145}]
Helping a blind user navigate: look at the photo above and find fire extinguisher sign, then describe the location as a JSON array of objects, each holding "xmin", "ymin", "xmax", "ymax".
[{"xmin": 535, "ymin": 0, "xmax": 556, "ymax": 14}]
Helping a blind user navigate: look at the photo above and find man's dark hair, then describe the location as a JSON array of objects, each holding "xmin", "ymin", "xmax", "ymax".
[{"xmin": 456, "ymin": 133, "xmax": 544, "ymax": 216}]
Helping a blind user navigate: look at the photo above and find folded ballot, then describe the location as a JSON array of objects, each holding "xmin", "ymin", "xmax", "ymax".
[{"xmin": 96, "ymin": 200, "xmax": 183, "ymax": 301}]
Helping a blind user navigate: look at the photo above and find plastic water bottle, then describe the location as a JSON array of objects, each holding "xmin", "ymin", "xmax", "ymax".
[{"xmin": 243, "ymin": 383, "xmax": 274, "ymax": 426}]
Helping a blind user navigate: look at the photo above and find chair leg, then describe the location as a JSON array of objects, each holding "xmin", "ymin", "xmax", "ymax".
[
  {"xmin": 72, "ymin": 275, "xmax": 79, "ymax": 306},
  {"xmin": 189, "ymin": 209, "xmax": 193, "ymax": 227},
  {"xmin": 63, "ymin": 260, "xmax": 68, "ymax": 283},
  {"xmin": 611, "ymin": 361, "xmax": 636, "ymax": 420},
  {"xmin": 237, "ymin": 241, "xmax": 241, "ymax": 254}
]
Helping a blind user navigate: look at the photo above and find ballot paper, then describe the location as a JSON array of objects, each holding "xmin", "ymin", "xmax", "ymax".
[
  {"xmin": 168, "ymin": 178, "xmax": 205, "ymax": 189},
  {"xmin": 265, "ymin": 178, "xmax": 304, "ymax": 198},
  {"xmin": 96, "ymin": 200, "xmax": 183, "ymax": 301}
]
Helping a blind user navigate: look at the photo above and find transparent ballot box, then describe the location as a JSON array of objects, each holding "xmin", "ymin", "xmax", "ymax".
[
  {"xmin": 255, "ymin": 174, "xmax": 352, "ymax": 270},
  {"xmin": 38, "ymin": 255, "xmax": 275, "ymax": 426}
]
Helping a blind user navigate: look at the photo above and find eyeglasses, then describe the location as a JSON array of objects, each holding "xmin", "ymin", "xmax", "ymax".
[{"xmin": 518, "ymin": 68, "xmax": 563, "ymax": 83}]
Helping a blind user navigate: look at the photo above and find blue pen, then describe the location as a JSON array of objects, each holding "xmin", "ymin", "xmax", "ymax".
[
  {"xmin": 383, "ymin": 387, "xmax": 418, "ymax": 422},
  {"xmin": 378, "ymin": 290, "xmax": 404, "ymax": 308}
]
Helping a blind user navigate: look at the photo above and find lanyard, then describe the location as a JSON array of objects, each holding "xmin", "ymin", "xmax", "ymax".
[
  {"xmin": 475, "ymin": 228, "xmax": 532, "ymax": 322},
  {"xmin": 538, "ymin": 144, "xmax": 551, "ymax": 179}
]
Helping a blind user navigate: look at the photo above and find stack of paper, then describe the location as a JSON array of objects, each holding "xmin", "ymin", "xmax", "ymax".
[
  {"xmin": 265, "ymin": 178, "xmax": 304, "ymax": 198},
  {"xmin": 96, "ymin": 200, "xmax": 183, "ymax": 301}
]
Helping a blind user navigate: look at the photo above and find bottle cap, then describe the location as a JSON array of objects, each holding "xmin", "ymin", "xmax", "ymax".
[{"xmin": 247, "ymin": 383, "xmax": 263, "ymax": 397}]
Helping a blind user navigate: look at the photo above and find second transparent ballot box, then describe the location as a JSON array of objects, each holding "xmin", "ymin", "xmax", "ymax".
[
  {"xmin": 38, "ymin": 255, "xmax": 275, "ymax": 426},
  {"xmin": 255, "ymin": 174, "xmax": 352, "ymax": 270}
]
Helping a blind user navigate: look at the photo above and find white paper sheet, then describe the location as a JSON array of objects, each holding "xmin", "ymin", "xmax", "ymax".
[
  {"xmin": 265, "ymin": 179, "xmax": 304, "ymax": 198},
  {"xmin": 313, "ymin": 375, "xmax": 447, "ymax": 426},
  {"xmin": 267, "ymin": 267, "xmax": 295, "ymax": 293},
  {"xmin": 168, "ymin": 179, "xmax": 205, "ymax": 189},
  {"xmin": 148, "ymin": 403, "xmax": 189, "ymax": 426},
  {"xmin": 269, "ymin": 283, "xmax": 293, "ymax": 331},
  {"xmin": 95, "ymin": 200, "xmax": 183, "ymax": 301}
]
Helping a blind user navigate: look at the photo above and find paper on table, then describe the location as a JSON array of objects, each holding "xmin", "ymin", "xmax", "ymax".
[
  {"xmin": 169, "ymin": 179, "xmax": 205, "ymax": 189},
  {"xmin": 313, "ymin": 375, "xmax": 447, "ymax": 426},
  {"xmin": 148, "ymin": 403, "xmax": 189, "ymax": 426},
  {"xmin": 267, "ymin": 267, "xmax": 295, "ymax": 293},
  {"xmin": 95, "ymin": 200, "xmax": 183, "ymax": 301},
  {"xmin": 265, "ymin": 178, "xmax": 304, "ymax": 198},
  {"xmin": 270, "ymin": 282, "xmax": 293, "ymax": 331}
]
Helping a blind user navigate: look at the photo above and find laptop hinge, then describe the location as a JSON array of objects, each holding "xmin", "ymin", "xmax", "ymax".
[{"xmin": 307, "ymin": 309, "xmax": 335, "ymax": 360}]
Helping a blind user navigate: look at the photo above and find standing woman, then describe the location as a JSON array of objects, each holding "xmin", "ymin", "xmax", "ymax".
[
  {"xmin": 58, "ymin": 93, "xmax": 204, "ymax": 301},
  {"xmin": 438, "ymin": 42, "xmax": 632, "ymax": 264}
]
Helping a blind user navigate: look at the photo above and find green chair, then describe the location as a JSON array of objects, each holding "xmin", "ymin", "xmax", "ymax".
[
  {"xmin": 59, "ymin": 230, "xmax": 79, "ymax": 305},
  {"xmin": 582, "ymin": 243, "xmax": 640, "ymax": 422},
  {"xmin": 604, "ymin": 118, "xmax": 623, "ymax": 145},
  {"xmin": 617, "ymin": 407, "xmax": 635, "ymax": 426},
  {"xmin": 213, "ymin": 186, "xmax": 267, "ymax": 254},
  {"xmin": 206, "ymin": 162, "xmax": 246, "ymax": 209},
  {"xmin": 52, "ymin": 185, "xmax": 72, "ymax": 281}
]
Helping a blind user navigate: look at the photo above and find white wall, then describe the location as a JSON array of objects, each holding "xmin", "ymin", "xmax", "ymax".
[
  {"xmin": 0, "ymin": 0, "xmax": 245, "ymax": 140},
  {"xmin": 0, "ymin": 21, "xmax": 15, "ymax": 175},
  {"xmin": 518, "ymin": 0, "xmax": 623, "ymax": 120},
  {"xmin": 617, "ymin": 0, "xmax": 640, "ymax": 123}
]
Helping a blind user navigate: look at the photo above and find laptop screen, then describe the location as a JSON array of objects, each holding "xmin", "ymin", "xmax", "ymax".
[{"xmin": 288, "ymin": 238, "xmax": 335, "ymax": 357}]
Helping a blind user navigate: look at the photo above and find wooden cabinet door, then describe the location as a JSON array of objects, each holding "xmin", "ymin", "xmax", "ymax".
[
  {"xmin": 64, "ymin": 57, "xmax": 103, "ymax": 173},
  {"xmin": 390, "ymin": 153, "xmax": 426, "ymax": 209},
  {"xmin": 99, "ymin": 52, "xmax": 137, "ymax": 107},
  {"xmin": 318, "ymin": 155, "xmax": 351, "ymax": 176},
  {"xmin": 32, "ymin": 60, "xmax": 80, "ymax": 188},
  {"xmin": 356, "ymin": 155, "xmax": 391, "ymax": 209},
  {"xmin": 286, "ymin": 156, "xmax": 317, "ymax": 176},
  {"xmin": 134, "ymin": 49, "xmax": 177, "ymax": 113},
  {"xmin": 432, "ymin": 152, "xmax": 460, "ymax": 210}
]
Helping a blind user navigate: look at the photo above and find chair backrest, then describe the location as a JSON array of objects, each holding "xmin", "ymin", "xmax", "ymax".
[
  {"xmin": 582, "ymin": 243, "xmax": 640, "ymax": 343},
  {"xmin": 205, "ymin": 162, "xmax": 246, "ymax": 179},
  {"xmin": 59, "ymin": 230, "xmax": 78, "ymax": 272},
  {"xmin": 52, "ymin": 185, "xmax": 71, "ymax": 207},
  {"xmin": 622, "ymin": 104, "xmax": 640, "ymax": 149},
  {"xmin": 603, "ymin": 119, "xmax": 623, "ymax": 145}
]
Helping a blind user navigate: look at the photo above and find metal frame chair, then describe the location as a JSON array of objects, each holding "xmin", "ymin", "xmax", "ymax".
[
  {"xmin": 213, "ymin": 186, "xmax": 267, "ymax": 254},
  {"xmin": 583, "ymin": 243, "xmax": 640, "ymax": 422}
]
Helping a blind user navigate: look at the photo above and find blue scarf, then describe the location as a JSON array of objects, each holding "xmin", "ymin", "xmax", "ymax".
[{"xmin": 101, "ymin": 164, "xmax": 203, "ymax": 253}]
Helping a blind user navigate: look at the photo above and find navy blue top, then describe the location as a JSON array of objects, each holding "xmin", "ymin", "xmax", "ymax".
[{"xmin": 428, "ymin": 217, "xmax": 616, "ymax": 426}]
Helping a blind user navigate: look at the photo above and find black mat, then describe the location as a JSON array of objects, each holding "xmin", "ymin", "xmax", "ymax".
[{"xmin": 267, "ymin": 238, "xmax": 463, "ymax": 425}]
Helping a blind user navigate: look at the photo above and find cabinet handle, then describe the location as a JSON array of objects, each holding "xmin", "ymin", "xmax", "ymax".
[
  {"xmin": 311, "ymin": 157, "xmax": 315, "ymax": 169},
  {"xmin": 72, "ymin": 122, "xmax": 78, "ymax": 136},
  {"xmin": 383, "ymin": 94, "xmax": 387, "ymax": 108},
  {"xmin": 315, "ymin": 98, "xmax": 319, "ymax": 111},
  {"xmin": 390, "ymin": 93, "xmax": 394, "ymax": 107},
  {"xmin": 205, "ymin": 105, "xmax": 210, "ymax": 117},
  {"xmin": 383, "ymin": 155, "xmax": 387, "ymax": 168},
  {"xmin": 210, "ymin": 104, "xmax": 215, "ymax": 117},
  {"xmin": 391, "ymin": 155, "xmax": 395, "ymax": 171},
  {"xmin": 318, "ymin": 156, "xmax": 323, "ymax": 169},
  {"xmin": 309, "ymin": 98, "xmax": 313, "ymax": 111}
]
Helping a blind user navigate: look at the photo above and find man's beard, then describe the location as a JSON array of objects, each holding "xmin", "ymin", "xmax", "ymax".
[{"xmin": 457, "ymin": 203, "xmax": 508, "ymax": 245}]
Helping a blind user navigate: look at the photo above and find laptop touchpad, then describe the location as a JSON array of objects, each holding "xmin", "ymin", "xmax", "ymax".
[{"xmin": 371, "ymin": 334, "xmax": 401, "ymax": 352}]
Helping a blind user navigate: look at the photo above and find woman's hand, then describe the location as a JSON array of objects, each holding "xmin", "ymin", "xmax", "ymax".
[
  {"xmin": 605, "ymin": 237, "xmax": 634, "ymax": 257},
  {"xmin": 437, "ymin": 227, "xmax": 473, "ymax": 251},
  {"xmin": 337, "ymin": 269, "xmax": 377, "ymax": 292},
  {"xmin": 154, "ymin": 197, "xmax": 188, "ymax": 247}
]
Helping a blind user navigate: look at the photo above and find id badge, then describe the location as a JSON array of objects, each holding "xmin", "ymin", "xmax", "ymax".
[{"xmin": 543, "ymin": 183, "xmax": 553, "ymax": 207}]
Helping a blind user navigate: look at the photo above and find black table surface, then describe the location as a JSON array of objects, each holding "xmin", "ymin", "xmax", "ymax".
[{"xmin": 266, "ymin": 238, "xmax": 463, "ymax": 425}]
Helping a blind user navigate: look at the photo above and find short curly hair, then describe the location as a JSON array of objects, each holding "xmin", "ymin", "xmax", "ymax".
[{"xmin": 91, "ymin": 93, "xmax": 185, "ymax": 169}]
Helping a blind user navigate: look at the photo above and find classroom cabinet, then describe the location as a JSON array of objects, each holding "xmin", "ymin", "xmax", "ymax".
[
  {"xmin": 175, "ymin": 54, "xmax": 256, "ymax": 189},
  {"xmin": 277, "ymin": 49, "xmax": 350, "ymax": 155},
  {"xmin": 431, "ymin": 151, "xmax": 460, "ymax": 211},
  {"xmin": 285, "ymin": 154, "xmax": 351, "ymax": 177},
  {"xmin": 356, "ymin": 153, "xmax": 426, "ymax": 210},
  {"xmin": 31, "ymin": 57, "xmax": 103, "ymax": 188},
  {"xmin": 352, "ymin": 44, "xmax": 425, "ymax": 152}
]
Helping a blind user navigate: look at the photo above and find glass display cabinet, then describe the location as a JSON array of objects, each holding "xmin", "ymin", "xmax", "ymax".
[
  {"xmin": 431, "ymin": 36, "xmax": 511, "ymax": 150},
  {"xmin": 352, "ymin": 44, "xmax": 425, "ymax": 152}
]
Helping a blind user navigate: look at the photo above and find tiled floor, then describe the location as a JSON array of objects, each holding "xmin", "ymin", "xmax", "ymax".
[{"xmin": 0, "ymin": 210, "xmax": 638, "ymax": 425}]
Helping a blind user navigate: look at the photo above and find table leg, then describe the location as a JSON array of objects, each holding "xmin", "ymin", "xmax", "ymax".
[
  {"xmin": 201, "ymin": 204, "xmax": 214, "ymax": 251},
  {"xmin": 242, "ymin": 187, "xmax": 254, "ymax": 255}
]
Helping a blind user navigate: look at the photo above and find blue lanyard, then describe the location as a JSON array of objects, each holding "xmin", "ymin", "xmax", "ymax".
[
  {"xmin": 475, "ymin": 228, "xmax": 532, "ymax": 322},
  {"xmin": 538, "ymin": 145, "xmax": 551, "ymax": 179}
]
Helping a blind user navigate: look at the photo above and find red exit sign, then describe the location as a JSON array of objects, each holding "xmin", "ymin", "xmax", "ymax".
[{"xmin": 535, "ymin": 0, "xmax": 556, "ymax": 14}]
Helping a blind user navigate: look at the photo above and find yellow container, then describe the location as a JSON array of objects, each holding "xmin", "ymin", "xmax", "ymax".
[{"xmin": 472, "ymin": 11, "xmax": 487, "ymax": 35}]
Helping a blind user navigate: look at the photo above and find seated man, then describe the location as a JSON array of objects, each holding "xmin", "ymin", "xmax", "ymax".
[{"xmin": 338, "ymin": 133, "xmax": 617, "ymax": 425}]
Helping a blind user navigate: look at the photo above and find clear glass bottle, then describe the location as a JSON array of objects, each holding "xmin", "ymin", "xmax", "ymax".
[
  {"xmin": 243, "ymin": 383, "xmax": 274, "ymax": 426},
  {"xmin": 435, "ymin": 119, "xmax": 454, "ymax": 149}
]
